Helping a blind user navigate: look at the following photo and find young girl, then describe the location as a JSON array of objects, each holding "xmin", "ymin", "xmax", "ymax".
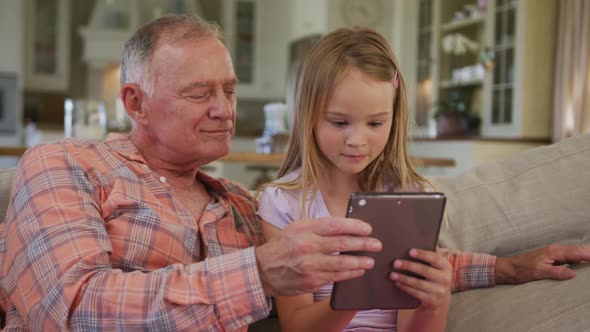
[{"xmin": 257, "ymin": 27, "xmax": 455, "ymax": 331}]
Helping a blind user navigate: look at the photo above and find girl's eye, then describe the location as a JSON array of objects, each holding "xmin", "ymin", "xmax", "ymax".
[
  {"xmin": 369, "ymin": 121, "xmax": 383, "ymax": 128},
  {"xmin": 330, "ymin": 120, "xmax": 347, "ymax": 128}
]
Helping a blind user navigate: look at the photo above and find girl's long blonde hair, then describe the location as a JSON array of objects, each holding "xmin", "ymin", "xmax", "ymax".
[{"xmin": 262, "ymin": 27, "xmax": 430, "ymax": 217}]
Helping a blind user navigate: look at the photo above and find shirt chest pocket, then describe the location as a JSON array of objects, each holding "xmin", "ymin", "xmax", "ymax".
[
  {"xmin": 205, "ymin": 216, "xmax": 254, "ymax": 256},
  {"xmin": 105, "ymin": 206, "xmax": 202, "ymax": 270}
]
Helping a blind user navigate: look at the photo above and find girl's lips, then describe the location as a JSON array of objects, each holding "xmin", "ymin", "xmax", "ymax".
[{"xmin": 342, "ymin": 154, "xmax": 367, "ymax": 161}]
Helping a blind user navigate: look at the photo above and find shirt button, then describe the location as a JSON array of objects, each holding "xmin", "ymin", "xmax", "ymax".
[{"xmin": 159, "ymin": 176, "xmax": 166, "ymax": 183}]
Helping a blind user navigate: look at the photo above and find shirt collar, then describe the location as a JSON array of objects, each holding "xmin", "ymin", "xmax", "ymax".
[
  {"xmin": 104, "ymin": 133, "xmax": 230, "ymax": 198},
  {"xmin": 104, "ymin": 133, "xmax": 147, "ymax": 164},
  {"xmin": 197, "ymin": 169, "xmax": 229, "ymax": 199}
]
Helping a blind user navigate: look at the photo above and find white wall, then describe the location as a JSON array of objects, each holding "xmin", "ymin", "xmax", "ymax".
[
  {"xmin": 0, "ymin": 1, "xmax": 24, "ymax": 76},
  {"xmin": 288, "ymin": 0, "xmax": 329, "ymax": 40},
  {"xmin": 0, "ymin": 0, "xmax": 24, "ymax": 166},
  {"xmin": 327, "ymin": 0, "xmax": 394, "ymax": 42}
]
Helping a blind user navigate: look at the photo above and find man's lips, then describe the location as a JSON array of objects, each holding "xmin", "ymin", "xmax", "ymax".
[{"xmin": 201, "ymin": 128, "xmax": 232, "ymax": 134}]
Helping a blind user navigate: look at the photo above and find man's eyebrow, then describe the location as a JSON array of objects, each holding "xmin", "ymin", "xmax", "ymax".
[
  {"xmin": 226, "ymin": 78, "xmax": 239, "ymax": 85},
  {"xmin": 179, "ymin": 81, "xmax": 208, "ymax": 94},
  {"xmin": 179, "ymin": 78, "xmax": 239, "ymax": 94}
]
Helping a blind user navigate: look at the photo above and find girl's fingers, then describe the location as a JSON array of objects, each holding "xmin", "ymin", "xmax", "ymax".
[
  {"xmin": 391, "ymin": 249, "xmax": 453, "ymax": 309},
  {"xmin": 407, "ymin": 248, "xmax": 451, "ymax": 270},
  {"xmin": 395, "ymin": 281, "xmax": 450, "ymax": 309},
  {"xmin": 395, "ymin": 281, "xmax": 428, "ymax": 304},
  {"xmin": 393, "ymin": 259, "xmax": 451, "ymax": 285},
  {"xmin": 390, "ymin": 271, "xmax": 444, "ymax": 295}
]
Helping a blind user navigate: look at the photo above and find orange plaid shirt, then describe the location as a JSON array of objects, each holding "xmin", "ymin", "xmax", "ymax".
[{"xmin": 0, "ymin": 134, "xmax": 269, "ymax": 331}]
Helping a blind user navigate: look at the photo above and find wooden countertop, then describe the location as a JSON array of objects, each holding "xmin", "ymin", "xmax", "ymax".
[
  {"xmin": 0, "ymin": 147, "xmax": 455, "ymax": 168},
  {"xmin": 0, "ymin": 146, "xmax": 27, "ymax": 157},
  {"xmin": 220, "ymin": 152, "xmax": 455, "ymax": 167}
]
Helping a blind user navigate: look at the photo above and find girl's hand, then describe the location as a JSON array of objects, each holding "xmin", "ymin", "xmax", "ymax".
[{"xmin": 389, "ymin": 247, "xmax": 452, "ymax": 310}]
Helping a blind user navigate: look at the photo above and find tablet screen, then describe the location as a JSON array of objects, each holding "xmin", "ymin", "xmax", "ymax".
[{"xmin": 330, "ymin": 192, "xmax": 446, "ymax": 310}]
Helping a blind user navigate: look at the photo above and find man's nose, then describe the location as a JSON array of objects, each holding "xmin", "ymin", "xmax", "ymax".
[{"xmin": 208, "ymin": 92, "xmax": 233, "ymax": 120}]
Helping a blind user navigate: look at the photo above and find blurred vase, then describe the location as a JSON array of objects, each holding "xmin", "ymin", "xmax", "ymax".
[
  {"xmin": 64, "ymin": 99, "xmax": 107, "ymax": 140},
  {"xmin": 256, "ymin": 102, "xmax": 290, "ymax": 154},
  {"xmin": 262, "ymin": 102, "xmax": 288, "ymax": 136},
  {"xmin": 436, "ymin": 112, "xmax": 468, "ymax": 137}
]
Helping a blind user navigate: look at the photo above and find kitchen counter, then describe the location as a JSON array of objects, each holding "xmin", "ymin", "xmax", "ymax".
[
  {"xmin": 220, "ymin": 152, "xmax": 455, "ymax": 167},
  {"xmin": 0, "ymin": 147, "xmax": 455, "ymax": 168}
]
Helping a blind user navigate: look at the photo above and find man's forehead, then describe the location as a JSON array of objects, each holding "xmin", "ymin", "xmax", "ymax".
[
  {"xmin": 152, "ymin": 38, "xmax": 236, "ymax": 81},
  {"xmin": 154, "ymin": 37, "xmax": 229, "ymax": 61}
]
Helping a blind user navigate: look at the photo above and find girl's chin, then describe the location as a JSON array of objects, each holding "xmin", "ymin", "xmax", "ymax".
[{"xmin": 334, "ymin": 165, "xmax": 368, "ymax": 176}]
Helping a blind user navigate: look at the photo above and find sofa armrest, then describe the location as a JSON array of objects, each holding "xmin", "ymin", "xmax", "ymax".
[
  {"xmin": 0, "ymin": 167, "xmax": 16, "ymax": 223},
  {"xmin": 429, "ymin": 134, "xmax": 590, "ymax": 256},
  {"xmin": 448, "ymin": 263, "xmax": 590, "ymax": 332}
]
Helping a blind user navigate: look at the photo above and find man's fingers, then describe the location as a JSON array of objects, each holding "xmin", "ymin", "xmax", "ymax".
[
  {"xmin": 319, "ymin": 253, "xmax": 375, "ymax": 272},
  {"xmin": 543, "ymin": 265, "xmax": 576, "ymax": 281},
  {"xmin": 549, "ymin": 244, "xmax": 590, "ymax": 263},
  {"xmin": 320, "ymin": 235, "xmax": 382, "ymax": 254},
  {"xmin": 330, "ymin": 269, "xmax": 367, "ymax": 282},
  {"xmin": 311, "ymin": 217, "xmax": 373, "ymax": 237}
]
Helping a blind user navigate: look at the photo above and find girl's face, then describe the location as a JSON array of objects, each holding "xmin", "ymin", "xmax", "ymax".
[{"xmin": 315, "ymin": 67, "xmax": 394, "ymax": 178}]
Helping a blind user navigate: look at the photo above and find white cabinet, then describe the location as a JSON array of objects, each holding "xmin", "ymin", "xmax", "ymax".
[
  {"xmin": 481, "ymin": 0, "xmax": 557, "ymax": 138},
  {"xmin": 405, "ymin": 0, "xmax": 557, "ymax": 139},
  {"xmin": 223, "ymin": 0, "xmax": 289, "ymax": 100},
  {"xmin": 24, "ymin": 0, "xmax": 71, "ymax": 92}
]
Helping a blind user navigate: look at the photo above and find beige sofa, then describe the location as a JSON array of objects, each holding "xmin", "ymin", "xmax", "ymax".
[
  {"xmin": 433, "ymin": 133, "xmax": 590, "ymax": 331},
  {"xmin": 1, "ymin": 134, "xmax": 589, "ymax": 331}
]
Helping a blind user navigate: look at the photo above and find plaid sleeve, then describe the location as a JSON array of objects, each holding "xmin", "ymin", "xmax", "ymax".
[
  {"xmin": 221, "ymin": 178, "xmax": 265, "ymax": 246},
  {"xmin": 440, "ymin": 248, "xmax": 497, "ymax": 293},
  {"xmin": 1, "ymin": 144, "xmax": 268, "ymax": 331}
]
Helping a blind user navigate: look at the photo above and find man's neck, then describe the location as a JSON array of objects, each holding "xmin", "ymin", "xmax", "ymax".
[{"xmin": 129, "ymin": 132, "xmax": 204, "ymax": 188}]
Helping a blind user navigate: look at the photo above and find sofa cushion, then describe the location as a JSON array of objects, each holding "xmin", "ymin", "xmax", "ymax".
[
  {"xmin": 447, "ymin": 263, "xmax": 590, "ymax": 331},
  {"xmin": 431, "ymin": 134, "xmax": 590, "ymax": 256},
  {"xmin": 0, "ymin": 167, "xmax": 15, "ymax": 223}
]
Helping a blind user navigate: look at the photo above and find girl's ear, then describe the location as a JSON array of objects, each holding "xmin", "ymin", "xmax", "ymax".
[{"xmin": 121, "ymin": 83, "xmax": 148, "ymax": 124}]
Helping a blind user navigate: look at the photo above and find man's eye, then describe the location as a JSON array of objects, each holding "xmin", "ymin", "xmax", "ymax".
[{"xmin": 188, "ymin": 92, "xmax": 210, "ymax": 100}]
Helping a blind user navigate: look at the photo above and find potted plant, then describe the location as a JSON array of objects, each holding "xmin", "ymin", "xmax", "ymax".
[{"xmin": 433, "ymin": 91, "xmax": 480, "ymax": 137}]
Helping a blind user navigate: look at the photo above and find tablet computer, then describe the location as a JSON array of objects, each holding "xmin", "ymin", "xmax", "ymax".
[{"xmin": 330, "ymin": 192, "xmax": 446, "ymax": 310}]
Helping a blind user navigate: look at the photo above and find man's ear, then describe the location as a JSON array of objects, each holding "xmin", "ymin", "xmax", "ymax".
[{"xmin": 121, "ymin": 83, "xmax": 148, "ymax": 124}]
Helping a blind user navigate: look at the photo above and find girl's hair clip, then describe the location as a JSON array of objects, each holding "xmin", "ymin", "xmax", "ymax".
[{"xmin": 393, "ymin": 71, "xmax": 399, "ymax": 90}]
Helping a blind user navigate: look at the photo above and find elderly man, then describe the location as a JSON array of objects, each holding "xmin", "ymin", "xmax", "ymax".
[{"xmin": 0, "ymin": 14, "xmax": 588, "ymax": 331}]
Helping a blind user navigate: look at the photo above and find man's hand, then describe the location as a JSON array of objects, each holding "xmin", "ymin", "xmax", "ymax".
[
  {"xmin": 255, "ymin": 217, "xmax": 382, "ymax": 297},
  {"xmin": 495, "ymin": 244, "xmax": 590, "ymax": 284}
]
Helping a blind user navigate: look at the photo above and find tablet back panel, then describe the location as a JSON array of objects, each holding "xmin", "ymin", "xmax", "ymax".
[{"xmin": 330, "ymin": 192, "xmax": 446, "ymax": 310}]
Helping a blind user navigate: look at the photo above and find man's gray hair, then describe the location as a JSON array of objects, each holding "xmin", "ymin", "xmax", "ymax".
[{"xmin": 120, "ymin": 14, "xmax": 223, "ymax": 95}]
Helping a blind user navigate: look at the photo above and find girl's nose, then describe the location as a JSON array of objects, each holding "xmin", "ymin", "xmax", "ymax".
[{"xmin": 345, "ymin": 127, "xmax": 367, "ymax": 147}]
